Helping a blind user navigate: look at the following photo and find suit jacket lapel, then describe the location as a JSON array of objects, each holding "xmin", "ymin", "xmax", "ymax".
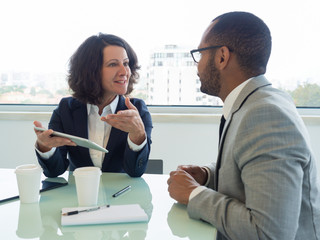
[
  {"xmin": 69, "ymin": 98, "xmax": 92, "ymax": 163},
  {"xmin": 102, "ymin": 96, "xmax": 128, "ymax": 168},
  {"xmin": 214, "ymin": 75, "xmax": 271, "ymax": 190},
  {"xmin": 106, "ymin": 96, "xmax": 127, "ymax": 150},
  {"xmin": 70, "ymin": 100, "xmax": 88, "ymax": 139}
]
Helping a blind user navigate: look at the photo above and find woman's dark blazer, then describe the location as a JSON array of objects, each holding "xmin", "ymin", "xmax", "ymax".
[{"xmin": 36, "ymin": 95, "xmax": 152, "ymax": 178}]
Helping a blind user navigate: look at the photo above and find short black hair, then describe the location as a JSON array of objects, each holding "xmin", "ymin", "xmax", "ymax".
[
  {"xmin": 206, "ymin": 11, "xmax": 272, "ymax": 76},
  {"xmin": 68, "ymin": 33, "xmax": 140, "ymax": 105}
]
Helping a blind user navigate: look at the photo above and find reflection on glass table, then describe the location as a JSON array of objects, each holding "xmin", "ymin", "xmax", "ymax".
[{"xmin": 0, "ymin": 168, "xmax": 216, "ymax": 240}]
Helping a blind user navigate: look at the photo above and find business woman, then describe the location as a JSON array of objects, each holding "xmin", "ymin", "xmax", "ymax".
[{"xmin": 34, "ymin": 33, "xmax": 152, "ymax": 178}]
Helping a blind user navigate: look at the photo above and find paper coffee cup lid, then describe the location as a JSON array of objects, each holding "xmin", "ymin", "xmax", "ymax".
[
  {"xmin": 73, "ymin": 167, "xmax": 102, "ymax": 176},
  {"xmin": 15, "ymin": 164, "xmax": 42, "ymax": 174}
]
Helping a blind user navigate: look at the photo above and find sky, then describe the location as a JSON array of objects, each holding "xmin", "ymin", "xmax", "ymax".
[{"xmin": 0, "ymin": 0, "xmax": 319, "ymax": 90}]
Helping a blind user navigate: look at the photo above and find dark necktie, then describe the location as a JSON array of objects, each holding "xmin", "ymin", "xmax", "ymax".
[
  {"xmin": 216, "ymin": 115, "xmax": 226, "ymax": 190},
  {"xmin": 219, "ymin": 115, "xmax": 226, "ymax": 143}
]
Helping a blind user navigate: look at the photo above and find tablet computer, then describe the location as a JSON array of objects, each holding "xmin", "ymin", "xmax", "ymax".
[{"xmin": 34, "ymin": 127, "xmax": 108, "ymax": 153}]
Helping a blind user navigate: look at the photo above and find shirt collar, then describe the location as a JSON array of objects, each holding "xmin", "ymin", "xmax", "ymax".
[
  {"xmin": 222, "ymin": 75, "xmax": 261, "ymax": 119},
  {"xmin": 86, "ymin": 95, "xmax": 119, "ymax": 116}
]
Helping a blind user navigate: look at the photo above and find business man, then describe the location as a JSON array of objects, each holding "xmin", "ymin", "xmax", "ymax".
[{"xmin": 167, "ymin": 11, "xmax": 320, "ymax": 240}]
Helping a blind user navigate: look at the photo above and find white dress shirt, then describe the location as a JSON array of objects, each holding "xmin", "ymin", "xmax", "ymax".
[
  {"xmin": 189, "ymin": 76, "xmax": 255, "ymax": 201},
  {"xmin": 36, "ymin": 95, "xmax": 147, "ymax": 168}
]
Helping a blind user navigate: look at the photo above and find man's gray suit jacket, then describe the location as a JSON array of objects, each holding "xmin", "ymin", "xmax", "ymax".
[{"xmin": 188, "ymin": 75, "xmax": 320, "ymax": 240}]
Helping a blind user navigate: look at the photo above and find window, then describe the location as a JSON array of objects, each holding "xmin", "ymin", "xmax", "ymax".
[{"xmin": 0, "ymin": 0, "xmax": 319, "ymax": 106}]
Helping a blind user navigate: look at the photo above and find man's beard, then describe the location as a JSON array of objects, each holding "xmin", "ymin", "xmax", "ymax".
[{"xmin": 199, "ymin": 55, "xmax": 221, "ymax": 97}]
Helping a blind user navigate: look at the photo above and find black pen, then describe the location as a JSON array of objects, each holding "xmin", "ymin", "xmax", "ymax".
[
  {"xmin": 112, "ymin": 185, "xmax": 131, "ymax": 197},
  {"xmin": 62, "ymin": 204, "xmax": 110, "ymax": 216}
]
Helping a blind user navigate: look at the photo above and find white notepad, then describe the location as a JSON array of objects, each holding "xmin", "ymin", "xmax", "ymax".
[{"xmin": 61, "ymin": 204, "xmax": 148, "ymax": 226}]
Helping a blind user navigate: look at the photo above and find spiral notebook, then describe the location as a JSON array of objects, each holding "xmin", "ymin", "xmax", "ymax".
[{"xmin": 61, "ymin": 204, "xmax": 148, "ymax": 226}]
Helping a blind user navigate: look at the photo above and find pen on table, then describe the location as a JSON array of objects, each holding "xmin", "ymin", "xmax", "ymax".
[
  {"xmin": 112, "ymin": 185, "xmax": 131, "ymax": 198},
  {"xmin": 62, "ymin": 204, "xmax": 110, "ymax": 216}
]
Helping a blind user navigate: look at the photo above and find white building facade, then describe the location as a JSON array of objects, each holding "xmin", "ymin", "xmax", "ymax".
[{"xmin": 146, "ymin": 45, "xmax": 221, "ymax": 106}]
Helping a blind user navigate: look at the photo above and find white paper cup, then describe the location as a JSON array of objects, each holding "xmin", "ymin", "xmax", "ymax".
[
  {"xmin": 73, "ymin": 167, "xmax": 102, "ymax": 206},
  {"xmin": 15, "ymin": 164, "xmax": 42, "ymax": 203}
]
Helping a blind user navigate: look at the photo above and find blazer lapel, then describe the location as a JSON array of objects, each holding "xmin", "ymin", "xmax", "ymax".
[
  {"xmin": 69, "ymin": 98, "xmax": 92, "ymax": 163},
  {"xmin": 107, "ymin": 95, "xmax": 127, "ymax": 151},
  {"xmin": 68, "ymin": 99, "xmax": 88, "ymax": 138},
  {"xmin": 214, "ymin": 118, "xmax": 229, "ymax": 190},
  {"xmin": 214, "ymin": 75, "xmax": 272, "ymax": 190},
  {"xmin": 102, "ymin": 96, "xmax": 128, "ymax": 168}
]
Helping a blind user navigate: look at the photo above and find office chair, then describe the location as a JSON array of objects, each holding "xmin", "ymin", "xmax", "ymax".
[{"xmin": 145, "ymin": 159, "xmax": 163, "ymax": 174}]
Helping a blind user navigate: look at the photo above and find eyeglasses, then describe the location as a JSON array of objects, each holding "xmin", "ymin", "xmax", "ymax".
[{"xmin": 190, "ymin": 45, "xmax": 224, "ymax": 63}]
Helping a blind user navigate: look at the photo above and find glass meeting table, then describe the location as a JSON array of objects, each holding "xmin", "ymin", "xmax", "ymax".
[{"xmin": 0, "ymin": 168, "xmax": 216, "ymax": 239}]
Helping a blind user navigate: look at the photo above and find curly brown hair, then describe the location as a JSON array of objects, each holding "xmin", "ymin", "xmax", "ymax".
[{"xmin": 67, "ymin": 33, "xmax": 140, "ymax": 105}]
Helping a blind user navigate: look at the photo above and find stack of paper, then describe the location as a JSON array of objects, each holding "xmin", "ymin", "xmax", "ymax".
[{"xmin": 61, "ymin": 204, "xmax": 148, "ymax": 226}]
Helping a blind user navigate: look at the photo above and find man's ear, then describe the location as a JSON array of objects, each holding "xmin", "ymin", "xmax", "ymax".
[{"xmin": 215, "ymin": 46, "xmax": 231, "ymax": 70}]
